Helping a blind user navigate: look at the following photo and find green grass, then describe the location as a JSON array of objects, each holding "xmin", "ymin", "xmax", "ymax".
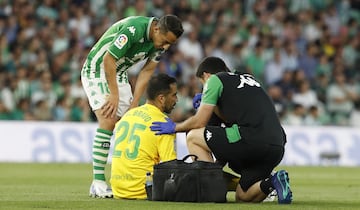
[{"xmin": 0, "ymin": 163, "xmax": 359, "ymax": 210}]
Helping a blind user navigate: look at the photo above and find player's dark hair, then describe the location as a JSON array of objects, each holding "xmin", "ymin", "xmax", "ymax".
[
  {"xmin": 196, "ymin": 56, "xmax": 230, "ymax": 78},
  {"xmin": 147, "ymin": 73, "xmax": 177, "ymax": 100},
  {"xmin": 158, "ymin": 15, "xmax": 184, "ymax": 38}
]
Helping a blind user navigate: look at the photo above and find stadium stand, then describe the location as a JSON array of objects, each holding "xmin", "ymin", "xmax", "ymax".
[{"xmin": 0, "ymin": 0, "xmax": 359, "ymax": 126}]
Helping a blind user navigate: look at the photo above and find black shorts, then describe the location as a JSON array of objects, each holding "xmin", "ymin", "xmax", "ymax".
[{"xmin": 204, "ymin": 125, "xmax": 284, "ymax": 191}]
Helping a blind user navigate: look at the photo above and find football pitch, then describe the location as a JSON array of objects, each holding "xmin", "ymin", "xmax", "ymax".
[{"xmin": 0, "ymin": 164, "xmax": 359, "ymax": 210}]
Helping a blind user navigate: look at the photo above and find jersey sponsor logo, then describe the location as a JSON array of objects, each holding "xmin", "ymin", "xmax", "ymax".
[
  {"xmin": 237, "ymin": 74, "xmax": 260, "ymax": 88},
  {"xmin": 205, "ymin": 129, "xmax": 212, "ymax": 141},
  {"xmin": 114, "ymin": 34, "xmax": 128, "ymax": 49},
  {"xmin": 127, "ymin": 26, "xmax": 136, "ymax": 36}
]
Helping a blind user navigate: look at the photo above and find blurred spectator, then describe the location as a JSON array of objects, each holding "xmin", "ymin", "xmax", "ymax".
[
  {"xmin": 178, "ymin": 28, "xmax": 204, "ymax": 66},
  {"xmin": 298, "ymin": 42, "xmax": 319, "ymax": 82},
  {"xmin": 181, "ymin": 56, "xmax": 198, "ymax": 86},
  {"xmin": 292, "ymin": 69, "xmax": 307, "ymax": 90},
  {"xmin": 53, "ymin": 97, "xmax": 70, "ymax": 121},
  {"xmin": 303, "ymin": 11, "xmax": 323, "ymax": 43},
  {"xmin": 342, "ymin": 36, "xmax": 359, "ymax": 77},
  {"xmin": 292, "ymin": 79, "xmax": 320, "ymax": 110},
  {"xmin": 232, "ymin": 42, "xmax": 245, "ymax": 70},
  {"xmin": 70, "ymin": 97, "xmax": 91, "ymax": 122},
  {"xmin": 170, "ymin": 83, "xmax": 193, "ymax": 122},
  {"xmin": 319, "ymin": 25, "xmax": 336, "ymax": 58},
  {"xmin": 245, "ymin": 41, "xmax": 266, "ymax": 84},
  {"xmin": 289, "ymin": 0, "xmax": 312, "ymax": 14},
  {"xmin": 89, "ymin": 1, "xmax": 104, "ymax": 16},
  {"xmin": 36, "ymin": 0, "xmax": 58, "ymax": 21},
  {"xmin": 0, "ymin": 100, "xmax": 10, "ymax": 119},
  {"xmin": 324, "ymin": 4, "xmax": 341, "ymax": 37},
  {"xmin": 149, "ymin": 0, "xmax": 166, "ymax": 18},
  {"xmin": 186, "ymin": 74, "xmax": 202, "ymax": 97},
  {"xmin": 274, "ymin": 70, "xmax": 295, "ymax": 102},
  {"xmin": 267, "ymin": 85, "xmax": 288, "ymax": 121},
  {"xmin": 211, "ymin": 38, "xmax": 238, "ymax": 71},
  {"xmin": 264, "ymin": 50, "xmax": 285, "ymax": 86},
  {"xmin": 0, "ymin": 34, "xmax": 11, "ymax": 67},
  {"xmin": 315, "ymin": 53, "xmax": 332, "ymax": 78},
  {"xmin": 31, "ymin": 78, "xmax": 57, "ymax": 109},
  {"xmin": 281, "ymin": 17, "xmax": 296, "ymax": 42},
  {"xmin": 15, "ymin": 66, "xmax": 30, "ymax": 99},
  {"xmin": 280, "ymin": 40, "xmax": 299, "ymax": 71},
  {"xmin": 4, "ymin": 14, "xmax": 18, "ymax": 44},
  {"xmin": 203, "ymin": 33, "xmax": 219, "ymax": 57},
  {"xmin": 68, "ymin": 6, "xmax": 90, "ymax": 39},
  {"xmin": 123, "ymin": 0, "xmax": 147, "ymax": 17},
  {"xmin": 247, "ymin": 23, "xmax": 260, "ymax": 49},
  {"xmin": 70, "ymin": 77, "xmax": 87, "ymax": 99},
  {"xmin": 33, "ymin": 99, "xmax": 52, "ymax": 121},
  {"xmin": 304, "ymin": 105, "xmax": 331, "ymax": 126},
  {"xmin": 313, "ymin": 73, "xmax": 330, "ymax": 104},
  {"xmin": 293, "ymin": 22, "xmax": 308, "ymax": 55},
  {"xmin": 345, "ymin": 18, "xmax": 359, "ymax": 39},
  {"xmin": 29, "ymin": 70, "xmax": 50, "ymax": 96},
  {"xmin": 53, "ymin": 72, "xmax": 72, "ymax": 100},
  {"xmin": 1, "ymin": 77, "xmax": 17, "ymax": 111},
  {"xmin": 198, "ymin": 10, "xmax": 216, "ymax": 42},
  {"xmin": 173, "ymin": 0, "xmax": 192, "ymax": 20},
  {"xmin": 156, "ymin": 49, "xmax": 184, "ymax": 81},
  {"xmin": 34, "ymin": 49, "xmax": 50, "ymax": 73},
  {"xmin": 11, "ymin": 98, "xmax": 34, "ymax": 120},
  {"xmin": 326, "ymin": 72, "xmax": 359, "ymax": 125},
  {"xmin": 349, "ymin": 100, "xmax": 360, "ymax": 127},
  {"xmin": 282, "ymin": 103, "xmax": 306, "ymax": 126},
  {"xmin": 0, "ymin": 0, "xmax": 358, "ymax": 126},
  {"xmin": 52, "ymin": 24, "xmax": 69, "ymax": 55}
]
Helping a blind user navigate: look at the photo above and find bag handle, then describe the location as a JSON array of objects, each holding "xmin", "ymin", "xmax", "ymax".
[{"xmin": 182, "ymin": 154, "xmax": 198, "ymax": 162}]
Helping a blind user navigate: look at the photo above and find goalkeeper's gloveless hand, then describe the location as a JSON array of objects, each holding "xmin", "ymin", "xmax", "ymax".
[
  {"xmin": 192, "ymin": 93, "xmax": 202, "ymax": 110},
  {"xmin": 150, "ymin": 117, "xmax": 176, "ymax": 135}
]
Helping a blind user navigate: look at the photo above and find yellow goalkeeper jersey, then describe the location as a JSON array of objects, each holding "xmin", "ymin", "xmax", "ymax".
[{"xmin": 110, "ymin": 104, "xmax": 176, "ymax": 199}]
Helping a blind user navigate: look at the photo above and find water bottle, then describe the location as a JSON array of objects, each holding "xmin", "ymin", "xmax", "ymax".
[{"xmin": 145, "ymin": 172, "xmax": 153, "ymax": 200}]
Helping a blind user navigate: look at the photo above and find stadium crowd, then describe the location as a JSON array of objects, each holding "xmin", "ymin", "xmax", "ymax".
[{"xmin": 0, "ymin": 0, "xmax": 359, "ymax": 126}]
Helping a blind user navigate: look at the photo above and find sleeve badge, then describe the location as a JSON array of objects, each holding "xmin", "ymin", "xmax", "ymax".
[{"xmin": 114, "ymin": 34, "xmax": 128, "ymax": 49}]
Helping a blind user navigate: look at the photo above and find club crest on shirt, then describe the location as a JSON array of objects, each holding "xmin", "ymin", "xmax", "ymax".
[{"xmin": 115, "ymin": 34, "xmax": 128, "ymax": 49}]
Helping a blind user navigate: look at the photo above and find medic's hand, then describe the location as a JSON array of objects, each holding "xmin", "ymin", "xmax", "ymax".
[
  {"xmin": 150, "ymin": 117, "xmax": 176, "ymax": 135},
  {"xmin": 192, "ymin": 93, "xmax": 202, "ymax": 110}
]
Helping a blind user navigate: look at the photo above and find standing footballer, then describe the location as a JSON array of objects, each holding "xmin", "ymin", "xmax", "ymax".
[{"xmin": 81, "ymin": 15, "xmax": 183, "ymax": 198}]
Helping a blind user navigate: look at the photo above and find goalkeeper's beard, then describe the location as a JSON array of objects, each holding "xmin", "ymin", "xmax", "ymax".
[{"xmin": 164, "ymin": 102, "xmax": 176, "ymax": 114}]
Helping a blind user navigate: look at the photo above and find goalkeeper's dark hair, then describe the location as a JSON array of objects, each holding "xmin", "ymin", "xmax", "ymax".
[
  {"xmin": 147, "ymin": 73, "xmax": 177, "ymax": 100},
  {"xmin": 196, "ymin": 56, "xmax": 230, "ymax": 78},
  {"xmin": 158, "ymin": 15, "xmax": 184, "ymax": 38}
]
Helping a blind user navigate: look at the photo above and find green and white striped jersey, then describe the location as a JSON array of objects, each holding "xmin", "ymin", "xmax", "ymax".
[{"xmin": 82, "ymin": 16, "xmax": 162, "ymax": 82}]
